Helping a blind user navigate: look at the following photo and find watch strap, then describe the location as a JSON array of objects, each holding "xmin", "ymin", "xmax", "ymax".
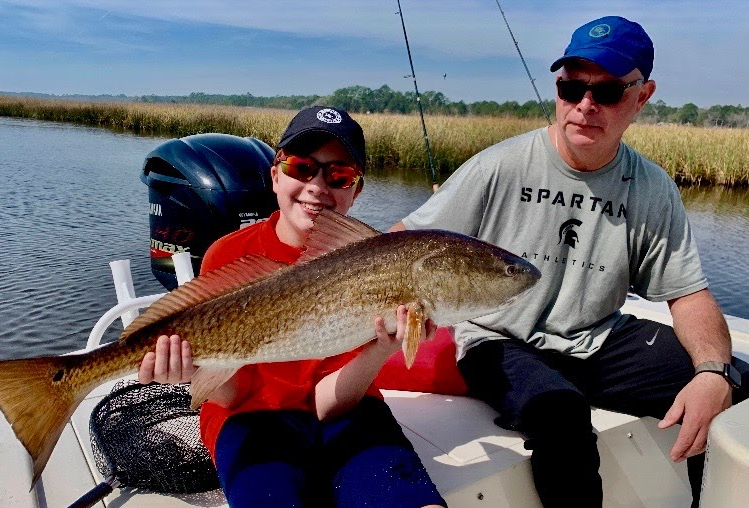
[{"xmin": 694, "ymin": 361, "xmax": 741, "ymax": 389}]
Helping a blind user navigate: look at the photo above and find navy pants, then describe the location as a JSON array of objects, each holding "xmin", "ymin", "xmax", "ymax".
[
  {"xmin": 214, "ymin": 396, "xmax": 446, "ymax": 508},
  {"xmin": 458, "ymin": 317, "xmax": 749, "ymax": 508}
]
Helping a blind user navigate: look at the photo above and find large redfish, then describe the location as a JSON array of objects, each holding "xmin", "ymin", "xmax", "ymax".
[{"xmin": 0, "ymin": 209, "xmax": 540, "ymax": 485}]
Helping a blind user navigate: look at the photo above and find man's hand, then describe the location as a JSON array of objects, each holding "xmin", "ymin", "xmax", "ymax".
[
  {"xmin": 658, "ymin": 372, "xmax": 732, "ymax": 462},
  {"xmin": 138, "ymin": 334, "xmax": 196, "ymax": 384}
]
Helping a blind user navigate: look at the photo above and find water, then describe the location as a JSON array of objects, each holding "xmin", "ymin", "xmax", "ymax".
[
  {"xmin": 0, "ymin": 117, "xmax": 746, "ymax": 360},
  {"xmin": 0, "ymin": 118, "xmax": 167, "ymax": 359},
  {"xmin": 678, "ymin": 186, "xmax": 749, "ymax": 319}
]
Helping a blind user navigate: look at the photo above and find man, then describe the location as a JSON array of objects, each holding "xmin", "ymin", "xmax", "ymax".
[{"xmin": 390, "ymin": 16, "xmax": 747, "ymax": 508}]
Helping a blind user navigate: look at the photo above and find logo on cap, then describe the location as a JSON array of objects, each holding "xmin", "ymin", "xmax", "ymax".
[
  {"xmin": 316, "ymin": 108, "xmax": 343, "ymax": 124},
  {"xmin": 588, "ymin": 24, "xmax": 611, "ymax": 38}
]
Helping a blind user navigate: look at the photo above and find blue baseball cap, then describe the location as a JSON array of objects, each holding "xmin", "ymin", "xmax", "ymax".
[{"xmin": 550, "ymin": 16, "xmax": 654, "ymax": 80}]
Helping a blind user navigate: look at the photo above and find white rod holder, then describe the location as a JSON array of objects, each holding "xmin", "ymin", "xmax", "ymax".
[
  {"xmin": 85, "ymin": 294, "xmax": 166, "ymax": 351},
  {"xmin": 109, "ymin": 260, "xmax": 139, "ymax": 328},
  {"xmin": 172, "ymin": 252, "xmax": 195, "ymax": 285},
  {"xmin": 89, "ymin": 253, "xmax": 195, "ymax": 351}
]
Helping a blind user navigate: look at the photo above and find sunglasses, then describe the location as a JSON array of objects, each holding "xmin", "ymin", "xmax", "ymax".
[
  {"xmin": 556, "ymin": 78, "xmax": 644, "ymax": 105},
  {"xmin": 275, "ymin": 155, "xmax": 362, "ymax": 190}
]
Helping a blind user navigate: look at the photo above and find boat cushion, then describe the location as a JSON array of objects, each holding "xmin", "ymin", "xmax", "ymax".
[{"xmin": 375, "ymin": 327, "xmax": 468, "ymax": 395}]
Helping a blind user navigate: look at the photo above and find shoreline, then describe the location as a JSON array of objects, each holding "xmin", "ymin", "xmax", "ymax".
[{"xmin": 1, "ymin": 95, "xmax": 748, "ymax": 187}]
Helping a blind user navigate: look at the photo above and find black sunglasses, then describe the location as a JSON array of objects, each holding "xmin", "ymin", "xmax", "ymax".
[{"xmin": 556, "ymin": 78, "xmax": 644, "ymax": 105}]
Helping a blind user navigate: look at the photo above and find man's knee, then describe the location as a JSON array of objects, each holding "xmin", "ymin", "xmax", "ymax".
[{"xmin": 520, "ymin": 389, "xmax": 593, "ymax": 438}]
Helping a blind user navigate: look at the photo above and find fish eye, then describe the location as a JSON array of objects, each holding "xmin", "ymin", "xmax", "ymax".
[{"xmin": 505, "ymin": 265, "xmax": 518, "ymax": 276}]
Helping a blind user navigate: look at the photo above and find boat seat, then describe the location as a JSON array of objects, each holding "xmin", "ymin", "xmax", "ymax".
[
  {"xmin": 384, "ymin": 390, "xmax": 691, "ymax": 507},
  {"xmin": 18, "ymin": 379, "xmax": 690, "ymax": 508}
]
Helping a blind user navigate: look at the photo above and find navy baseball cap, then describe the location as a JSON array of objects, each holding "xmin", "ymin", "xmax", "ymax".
[
  {"xmin": 550, "ymin": 16, "xmax": 654, "ymax": 80},
  {"xmin": 277, "ymin": 106, "xmax": 366, "ymax": 170}
]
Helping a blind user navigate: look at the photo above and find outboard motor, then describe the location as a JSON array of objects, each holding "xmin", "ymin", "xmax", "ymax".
[{"xmin": 141, "ymin": 134, "xmax": 279, "ymax": 290}]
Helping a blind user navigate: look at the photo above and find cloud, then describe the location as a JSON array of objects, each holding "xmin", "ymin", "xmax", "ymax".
[{"xmin": 1, "ymin": 0, "xmax": 747, "ymax": 106}]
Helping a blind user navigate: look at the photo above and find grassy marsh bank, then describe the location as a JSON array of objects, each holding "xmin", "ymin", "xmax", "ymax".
[{"xmin": 1, "ymin": 95, "xmax": 747, "ymax": 186}]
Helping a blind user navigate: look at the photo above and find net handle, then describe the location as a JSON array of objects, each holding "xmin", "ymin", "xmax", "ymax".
[{"xmin": 65, "ymin": 475, "xmax": 120, "ymax": 508}]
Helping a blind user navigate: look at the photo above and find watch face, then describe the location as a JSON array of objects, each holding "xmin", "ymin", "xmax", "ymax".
[{"xmin": 727, "ymin": 364, "xmax": 742, "ymax": 388}]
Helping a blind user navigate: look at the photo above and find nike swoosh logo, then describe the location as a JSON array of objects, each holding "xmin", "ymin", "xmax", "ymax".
[
  {"xmin": 622, "ymin": 176, "xmax": 634, "ymax": 181},
  {"xmin": 645, "ymin": 329, "xmax": 659, "ymax": 346}
]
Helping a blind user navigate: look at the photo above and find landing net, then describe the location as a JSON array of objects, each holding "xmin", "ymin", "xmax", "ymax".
[{"xmin": 89, "ymin": 380, "xmax": 220, "ymax": 493}]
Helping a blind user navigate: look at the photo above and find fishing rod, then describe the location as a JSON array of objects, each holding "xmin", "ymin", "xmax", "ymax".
[
  {"xmin": 395, "ymin": 0, "xmax": 439, "ymax": 192},
  {"xmin": 493, "ymin": 1, "xmax": 552, "ymax": 125}
]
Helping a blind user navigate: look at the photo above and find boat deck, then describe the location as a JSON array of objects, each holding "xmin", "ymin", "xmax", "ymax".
[{"xmin": 2, "ymin": 296, "xmax": 748, "ymax": 508}]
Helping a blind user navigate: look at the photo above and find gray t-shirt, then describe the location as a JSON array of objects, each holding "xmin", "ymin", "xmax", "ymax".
[{"xmin": 403, "ymin": 127, "xmax": 707, "ymax": 359}]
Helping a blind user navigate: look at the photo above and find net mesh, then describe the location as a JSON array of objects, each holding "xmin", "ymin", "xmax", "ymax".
[{"xmin": 89, "ymin": 380, "xmax": 220, "ymax": 494}]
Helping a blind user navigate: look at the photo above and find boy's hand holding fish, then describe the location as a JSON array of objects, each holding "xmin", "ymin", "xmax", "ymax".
[
  {"xmin": 315, "ymin": 303, "xmax": 436, "ymax": 421},
  {"xmin": 139, "ymin": 334, "xmax": 196, "ymax": 385}
]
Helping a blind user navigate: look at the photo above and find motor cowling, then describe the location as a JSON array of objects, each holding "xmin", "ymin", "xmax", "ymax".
[{"xmin": 141, "ymin": 133, "xmax": 278, "ymax": 290}]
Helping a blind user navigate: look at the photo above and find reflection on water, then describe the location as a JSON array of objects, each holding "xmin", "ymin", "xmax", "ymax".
[
  {"xmin": 0, "ymin": 117, "xmax": 746, "ymax": 360},
  {"xmin": 679, "ymin": 186, "xmax": 749, "ymax": 319}
]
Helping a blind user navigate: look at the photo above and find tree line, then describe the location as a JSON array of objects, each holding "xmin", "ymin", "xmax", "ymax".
[
  {"xmin": 137, "ymin": 86, "xmax": 555, "ymax": 120},
  {"xmin": 639, "ymin": 100, "xmax": 749, "ymax": 128},
  {"xmin": 36, "ymin": 84, "xmax": 748, "ymax": 128}
]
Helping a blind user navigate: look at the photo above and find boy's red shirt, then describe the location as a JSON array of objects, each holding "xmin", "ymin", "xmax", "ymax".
[{"xmin": 198, "ymin": 211, "xmax": 380, "ymax": 457}]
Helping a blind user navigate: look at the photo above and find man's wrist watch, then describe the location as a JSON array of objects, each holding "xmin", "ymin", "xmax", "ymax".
[{"xmin": 694, "ymin": 361, "xmax": 742, "ymax": 389}]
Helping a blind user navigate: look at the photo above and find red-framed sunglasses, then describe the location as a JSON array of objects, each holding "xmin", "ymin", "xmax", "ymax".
[{"xmin": 275, "ymin": 154, "xmax": 362, "ymax": 190}]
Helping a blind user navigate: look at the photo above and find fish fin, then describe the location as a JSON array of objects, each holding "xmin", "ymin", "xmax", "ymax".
[
  {"xmin": 0, "ymin": 354, "xmax": 90, "ymax": 487},
  {"xmin": 189, "ymin": 366, "xmax": 239, "ymax": 409},
  {"xmin": 298, "ymin": 209, "xmax": 381, "ymax": 263},
  {"xmin": 403, "ymin": 302, "xmax": 425, "ymax": 369},
  {"xmin": 120, "ymin": 254, "xmax": 287, "ymax": 342}
]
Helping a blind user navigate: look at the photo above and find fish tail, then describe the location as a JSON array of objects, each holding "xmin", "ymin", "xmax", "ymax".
[{"xmin": 0, "ymin": 354, "xmax": 90, "ymax": 486}]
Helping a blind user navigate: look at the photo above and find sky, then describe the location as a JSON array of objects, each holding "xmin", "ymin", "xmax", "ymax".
[{"xmin": 1, "ymin": 0, "xmax": 747, "ymax": 108}]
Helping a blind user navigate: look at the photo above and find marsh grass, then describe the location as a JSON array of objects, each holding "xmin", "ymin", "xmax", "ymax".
[
  {"xmin": 1, "ymin": 95, "xmax": 747, "ymax": 186},
  {"xmin": 623, "ymin": 124, "xmax": 749, "ymax": 187}
]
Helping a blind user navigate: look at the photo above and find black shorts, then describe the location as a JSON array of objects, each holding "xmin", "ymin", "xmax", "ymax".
[{"xmin": 458, "ymin": 316, "xmax": 749, "ymax": 431}]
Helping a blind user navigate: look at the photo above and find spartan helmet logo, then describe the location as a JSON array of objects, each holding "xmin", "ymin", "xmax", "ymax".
[{"xmin": 558, "ymin": 219, "xmax": 583, "ymax": 248}]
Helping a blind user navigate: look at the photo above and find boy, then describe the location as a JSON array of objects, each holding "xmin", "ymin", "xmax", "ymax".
[{"xmin": 139, "ymin": 106, "xmax": 446, "ymax": 508}]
